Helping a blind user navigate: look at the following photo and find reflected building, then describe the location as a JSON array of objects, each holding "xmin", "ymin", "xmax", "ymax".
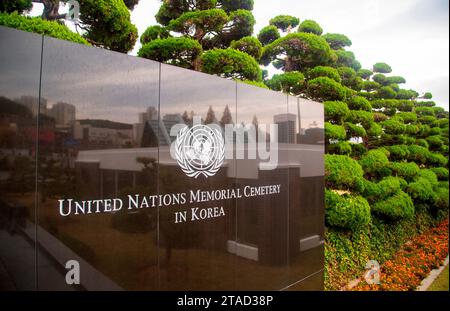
[
  {"xmin": 274, "ymin": 113, "xmax": 296, "ymax": 144},
  {"xmin": 48, "ymin": 102, "xmax": 76, "ymax": 126}
]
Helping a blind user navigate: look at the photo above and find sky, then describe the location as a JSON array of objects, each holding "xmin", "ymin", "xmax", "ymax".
[{"xmin": 31, "ymin": 0, "xmax": 449, "ymax": 109}]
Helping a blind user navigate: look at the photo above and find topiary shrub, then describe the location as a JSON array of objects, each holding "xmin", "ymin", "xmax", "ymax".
[
  {"xmin": 407, "ymin": 144, "xmax": 430, "ymax": 164},
  {"xmin": 386, "ymin": 145, "xmax": 410, "ymax": 161},
  {"xmin": 324, "ymin": 101, "xmax": 350, "ymax": 123},
  {"xmin": 345, "ymin": 122, "xmax": 367, "ymax": 138},
  {"xmin": 345, "ymin": 110, "xmax": 374, "ymax": 129},
  {"xmin": 430, "ymin": 167, "xmax": 448, "ymax": 181},
  {"xmin": 363, "ymin": 176, "xmax": 406, "ymax": 202},
  {"xmin": 140, "ymin": 25, "xmax": 171, "ymax": 44},
  {"xmin": 0, "ymin": 12, "xmax": 89, "ymax": 45},
  {"xmin": 417, "ymin": 169, "xmax": 439, "ymax": 187},
  {"xmin": 347, "ymin": 96, "xmax": 372, "ymax": 111},
  {"xmin": 435, "ymin": 187, "xmax": 449, "ymax": 210},
  {"xmin": 230, "ymin": 36, "xmax": 263, "ymax": 60},
  {"xmin": 371, "ymin": 191, "xmax": 414, "ymax": 220},
  {"xmin": 298, "ymin": 19, "xmax": 323, "ymax": 35},
  {"xmin": 389, "ymin": 161, "xmax": 420, "ymax": 181},
  {"xmin": 426, "ymin": 135, "xmax": 444, "ymax": 151},
  {"xmin": 325, "ymin": 122, "xmax": 346, "ymax": 140},
  {"xmin": 359, "ymin": 149, "xmax": 390, "ymax": 177},
  {"xmin": 426, "ymin": 152, "xmax": 448, "ymax": 167},
  {"xmin": 406, "ymin": 178, "xmax": 437, "ymax": 204},
  {"xmin": 350, "ymin": 143, "xmax": 367, "ymax": 158},
  {"xmin": 306, "ymin": 76, "xmax": 346, "ymax": 101},
  {"xmin": 328, "ymin": 141, "xmax": 352, "ymax": 155},
  {"xmin": 382, "ymin": 119, "xmax": 406, "ymax": 135},
  {"xmin": 325, "ymin": 190, "xmax": 371, "ymax": 231},
  {"xmin": 325, "ymin": 154, "xmax": 365, "ymax": 191},
  {"xmin": 307, "ymin": 66, "xmax": 341, "ymax": 83}
]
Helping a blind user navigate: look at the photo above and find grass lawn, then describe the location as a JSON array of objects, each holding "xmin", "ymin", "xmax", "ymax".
[{"xmin": 428, "ymin": 264, "xmax": 449, "ymax": 291}]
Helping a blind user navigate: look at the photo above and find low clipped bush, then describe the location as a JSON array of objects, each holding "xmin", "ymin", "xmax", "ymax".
[
  {"xmin": 324, "ymin": 101, "xmax": 350, "ymax": 123},
  {"xmin": 417, "ymin": 169, "xmax": 439, "ymax": 187},
  {"xmin": 386, "ymin": 145, "xmax": 410, "ymax": 161},
  {"xmin": 363, "ymin": 176, "xmax": 406, "ymax": 202},
  {"xmin": 407, "ymin": 178, "xmax": 437, "ymax": 204},
  {"xmin": 426, "ymin": 135, "xmax": 444, "ymax": 150},
  {"xmin": 328, "ymin": 141, "xmax": 352, "ymax": 155},
  {"xmin": 371, "ymin": 191, "xmax": 415, "ymax": 220},
  {"xmin": 0, "ymin": 12, "xmax": 89, "ymax": 45},
  {"xmin": 407, "ymin": 144, "xmax": 430, "ymax": 164},
  {"xmin": 345, "ymin": 122, "xmax": 367, "ymax": 138},
  {"xmin": 389, "ymin": 161, "xmax": 420, "ymax": 181},
  {"xmin": 325, "ymin": 190, "xmax": 371, "ymax": 231},
  {"xmin": 426, "ymin": 152, "xmax": 448, "ymax": 167},
  {"xmin": 306, "ymin": 77, "xmax": 346, "ymax": 101},
  {"xmin": 325, "ymin": 154, "xmax": 365, "ymax": 191},
  {"xmin": 307, "ymin": 66, "xmax": 341, "ymax": 83},
  {"xmin": 382, "ymin": 119, "xmax": 406, "ymax": 135},
  {"xmin": 325, "ymin": 122, "xmax": 346, "ymax": 140},
  {"xmin": 345, "ymin": 110, "xmax": 374, "ymax": 128},
  {"xmin": 430, "ymin": 167, "xmax": 449, "ymax": 181},
  {"xmin": 435, "ymin": 187, "xmax": 449, "ymax": 210},
  {"xmin": 350, "ymin": 143, "xmax": 367, "ymax": 158},
  {"xmin": 359, "ymin": 149, "xmax": 390, "ymax": 177},
  {"xmin": 347, "ymin": 96, "xmax": 372, "ymax": 111}
]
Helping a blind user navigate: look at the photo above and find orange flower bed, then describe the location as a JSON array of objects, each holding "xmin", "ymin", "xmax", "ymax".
[{"xmin": 354, "ymin": 218, "xmax": 449, "ymax": 291}]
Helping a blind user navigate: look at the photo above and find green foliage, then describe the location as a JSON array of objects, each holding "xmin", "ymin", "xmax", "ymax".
[
  {"xmin": 387, "ymin": 145, "xmax": 410, "ymax": 161},
  {"xmin": 351, "ymin": 143, "xmax": 367, "ymax": 157},
  {"xmin": 0, "ymin": 12, "xmax": 89, "ymax": 45},
  {"xmin": 368, "ymin": 123, "xmax": 383, "ymax": 137},
  {"xmin": 269, "ymin": 15, "xmax": 299, "ymax": 32},
  {"xmin": 371, "ymin": 191, "xmax": 415, "ymax": 220},
  {"xmin": 221, "ymin": 0, "xmax": 254, "ymax": 12},
  {"xmin": 325, "ymin": 191, "xmax": 371, "ymax": 231},
  {"xmin": 423, "ymin": 92, "xmax": 433, "ymax": 99},
  {"xmin": 363, "ymin": 176, "xmax": 405, "ymax": 202},
  {"xmin": 345, "ymin": 122, "xmax": 367, "ymax": 138},
  {"xmin": 138, "ymin": 37, "xmax": 202, "ymax": 69},
  {"xmin": 415, "ymin": 106, "xmax": 435, "ymax": 116},
  {"xmin": 325, "ymin": 154, "xmax": 365, "ymax": 191},
  {"xmin": 396, "ymin": 89, "xmax": 418, "ymax": 100},
  {"xmin": 261, "ymin": 32, "xmax": 335, "ymax": 71},
  {"xmin": 335, "ymin": 50, "xmax": 361, "ymax": 71},
  {"xmin": 328, "ymin": 141, "xmax": 353, "ymax": 155},
  {"xmin": 0, "ymin": 0, "xmax": 32, "ymax": 14},
  {"xmin": 377, "ymin": 86, "xmax": 397, "ymax": 99},
  {"xmin": 201, "ymin": 48, "xmax": 262, "ymax": 81},
  {"xmin": 373, "ymin": 62, "xmax": 392, "ymax": 73},
  {"xmin": 324, "ymin": 101, "xmax": 350, "ymax": 123},
  {"xmin": 322, "ymin": 33, "xmax": 352, "ymax": 50},
  {"xmin": 298, "ymin": 19, "xmax": 323, "ymax": 35},
  {"xmin": 407, "ymin": 144, "xmax": 430, "ymax": 164},
  {"xmin": 372, "ymin": 73, "xmax": 387, "ymax": 85},
  {"xmin": 257, "ymin": 25, "xmax": 280, "ymax": 45},
  {"xmin": 382, "ymin": 119, "xmax": 406, "ymax": 135},
  {"xmin": 359, "ymin": 149, "xmax": 390, "ymax": 177},
  {"xmin": 306, "ymin": 77, "xmax": 346, "ymax": 101},
  {"xmin": 307, "ymin": 66, "xmax": 341, "ymax": 83},
  {"xmin": 265, "ymin": 71, "xmax": 305, "ymax": 94},
  {"xmin": 362, "ymin": 80, "xmax": 380, "ymax": 92},
  {"xmin": 79, "ymin": 0, "xmax": 138, "ymax": 53},
  {"xmin": 168, "ymin": 9, "xmax": 228, "ymax": 38},
  {"xmin": 347, "ymin": 96, "xmax": 371, "ymax": 111},
  {"xmin": 396, "ymin": 112, "xmax": 417, "ymax": 123},
  {"xmin": 325, "ymin": 122, "xmax": 346, "ymax": 140},
  {"xmin": 140, "ymin": 25, "xmax": 171, "ymax": 44},
  {"xmin": 426, "ymin": 135, "xmax": 444, "ymax": 150},
  {"xmin": 230, "ymin": 36, "xmax": 262, "ymax": 60},
  {"xmin": 238, "ymin": 79, "xmax": 269, "ymax": 89},
  {"xmin": 345, "ymin": 110, "xmax": 374, "ymax": 128},
  {"xmin": 407, "ymin": 177, "xmax": 437, "ymax": 204},
  {"xmin": 426, "ymin": 152, "xmax": 448, "ymax": 167},
  {"xmin": 386, "ymin": 76, "xmax": 406, "ymax": 84},
  {"xmin": 357, "ymin": 69, "xmax": 373, "ymax": 80},
  {"xmin": 337, "ymin": 66, "xmax": 363, "ymax": 91},
  {"xmin": 430, "ymin": 167, "xmax": 449, "ymax": 181}
]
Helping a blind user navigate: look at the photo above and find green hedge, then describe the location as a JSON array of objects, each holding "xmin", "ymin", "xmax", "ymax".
[
  {"xmin": 371, "ymin": 191, "xmax": 415, "ymax": 220},
  {"xmin": 325, "ymin": 190, "xmax": 371, "ymax": 231},
  {"xmin": 0, "ymin": 12, "xmax": 89, "ymax": 45},
  {"xmin": 325, "ymin": 154, "xmax": 365, "ymax": 191}
]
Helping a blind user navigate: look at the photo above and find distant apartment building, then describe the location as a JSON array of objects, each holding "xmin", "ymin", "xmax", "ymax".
[
  {"xmin": 48, "ymin": 102, "xmax": 76, "ymax": 126},
  {"xmin": 73, "ymin": 119, "xmax": 133, "ymax": 148}
]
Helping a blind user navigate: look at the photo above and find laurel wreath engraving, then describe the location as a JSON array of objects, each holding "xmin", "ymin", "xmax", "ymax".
[{"xmin": 175, "ymin": 125, "xmax": 225, "ymax": 178}]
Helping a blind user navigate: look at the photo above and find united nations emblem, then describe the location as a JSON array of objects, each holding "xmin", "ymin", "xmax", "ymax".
[{"xmin": 175, "ymin": 124, "xmax": 225, "ymax": 178}]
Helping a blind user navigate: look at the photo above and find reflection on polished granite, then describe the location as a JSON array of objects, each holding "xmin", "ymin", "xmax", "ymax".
[{"xmin": 0, "ymin": 25, "xmax": 324, "ymax": 291}]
